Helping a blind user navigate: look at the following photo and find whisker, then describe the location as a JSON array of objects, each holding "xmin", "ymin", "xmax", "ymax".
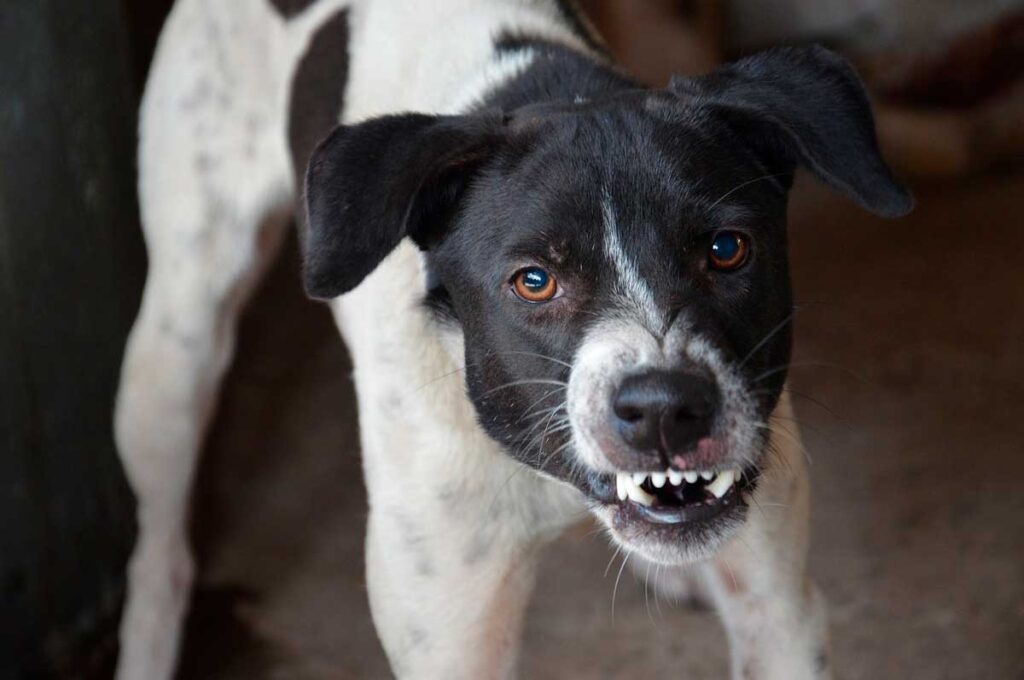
[
  {"xmin": 643, "ymin": 560, "xmax": 655, "ymax": 625},
  {"xmin": 757, "ymin": 422, "xmax": 812, "ymax": 466},
  {"xmin": 653, "ymin": 564, "xmax": 664, "ymax": 619},
  {"xmin": 707, "ymin": 172, "xmax": 792, "ymax": 210},
  {"xmin": 414, "ymin": 349, "xmax": 570, "ymax": 394},
  {"xmin": 413, "ymin": 365, "xmax": 467, "ymax": 392},
  {"xmin": 480, "ymin": 379, "xmax": 567, "ymax": 398},
  {"xmin": 752, "ymin": 360, "xmax": 869, "ymax": 386},
  {"xmin": 604, "ymin": 545, "xmax": 624, "ymax": 578},
  {"xmin": 612, "ymin": 551, "xmax": 631, "ymax": 623},
  {"xmin": 490, "ymin": 350, "xmax": 572, "ymax": 369},
  {"xmin": 738, "ymin": 310, "xmax": 795, "ymax": 368}
]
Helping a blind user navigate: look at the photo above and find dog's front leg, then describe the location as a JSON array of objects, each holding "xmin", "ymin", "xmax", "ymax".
[
  {"xmin": 701, "ymin": 395, "xmax": 831, "ymax": 680},
  {"xmin": 365, "ymin": 509, "xmax": 538, "ymax": 680},
  {"xmin": 360, "ymin": 434, "xmax": 582, "ymax": 679}
]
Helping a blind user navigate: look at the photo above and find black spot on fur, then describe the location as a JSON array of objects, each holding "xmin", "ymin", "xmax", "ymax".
[
  {"xmin": 815, "ymin": 647, "xmax": 830, "ymax": 674},
  {"xmin": 268, "ymin": 0, "xmax": 316, "ymax": 20}
]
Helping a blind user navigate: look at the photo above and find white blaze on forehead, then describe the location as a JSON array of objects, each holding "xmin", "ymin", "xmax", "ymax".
[{"xmin": 601, "ymin": 190, "xmax": 661, "ymax": 330}]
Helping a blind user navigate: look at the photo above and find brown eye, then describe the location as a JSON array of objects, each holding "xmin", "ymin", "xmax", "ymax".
[
  {"xmin": 709, "ymin": 231, "xmax": 749, "ymax": 271},
  {"xmin": 512, "ymin": 267, "xmax": 559, "ymax": 303}
]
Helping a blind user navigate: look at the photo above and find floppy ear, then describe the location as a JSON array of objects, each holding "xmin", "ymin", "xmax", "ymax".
[
  {"xmin": 302, "ymin": 112, "xmax": 504, "ymax": 299},
  {"xmin": 670, "ymin": 45, "xmax": 913, "ymax": 217}
]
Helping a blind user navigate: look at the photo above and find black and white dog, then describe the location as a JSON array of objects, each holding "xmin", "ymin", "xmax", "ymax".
[{"xmin": 114, "ymin": 1, "xmax": 911, "ymax": 677}]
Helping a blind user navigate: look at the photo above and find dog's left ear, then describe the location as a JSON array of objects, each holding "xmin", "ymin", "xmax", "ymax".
[
  {"xmin": 302, "ymin": 112, "xmax": 504, "ymax": 299},
  {"xmin": 670, "ymin": 45, "xmax": 913, "ymax": 217}
]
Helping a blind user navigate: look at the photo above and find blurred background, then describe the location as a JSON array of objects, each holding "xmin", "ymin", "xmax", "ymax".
[{"xmin": 1, "ymin": 0, "xmax": 1021, "ymax": 677}]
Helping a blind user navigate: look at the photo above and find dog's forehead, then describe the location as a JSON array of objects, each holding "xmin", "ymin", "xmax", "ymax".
[
  {"xmin": 457, "ymin": 96, "xmax": 774, "ymax": 281},
  {"xmin": 502, "ymin": 100, "xmax": 745, "ymax": 213},
  {"xmin": 487, "ymin": 125, "xmax": 711, "ymax": 246}
]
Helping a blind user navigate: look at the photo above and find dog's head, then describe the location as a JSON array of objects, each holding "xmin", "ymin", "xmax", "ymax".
[{"xmin": 303, "ymin": 47, "xmax": 911, "ymax": 564}]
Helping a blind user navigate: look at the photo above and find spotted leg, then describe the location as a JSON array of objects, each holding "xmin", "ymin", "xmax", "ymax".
[
  {"xmin": 702, "ymin": 391, "xmax": 831, "ymax": 680},
  {"xmin": 113, "ymin": 2, "xmax": 294, "ymax": 677}
]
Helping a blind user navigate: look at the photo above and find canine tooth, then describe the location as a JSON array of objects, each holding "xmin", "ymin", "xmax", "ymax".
[
  {"xmin": 632, "ymin": 472, "xmax": 647, "ymax": 485},
  {"xmin": 700, "ymin": 470, "xmax": 714, "ymax": 481},
  {"xmin": 625, "ymin": 477, "xmax": 656, "ymax": 506},
  {"xmin": 651, "ymin": 472, "xmax": 667, "ymax": 488},
  {"xmin": 706, "ymin": 469, "xmax": 736, "ymax": 499},
  {"xmin": 667, "ymin": 469, "xmax": 684, "ymax": 485},
  {"xmin": 683, "ymin": 471, "xmax": 698, "ymax": 484},
  {"xmin": 616, "ymin": 474, "xmax": 628, "ymax": 501},
  {"xmin": 733, "ymin": 468, "xmax": 742, "ymax": 483}
]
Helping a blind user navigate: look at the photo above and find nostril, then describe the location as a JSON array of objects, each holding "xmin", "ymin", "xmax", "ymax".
[
  {"xmin": 669, "ymin": 399, "xmax": 712, "ymax": 424},
  {"xmin": 615, "ymin": 405, "xmax": 645, "ymax": 423},
  {"xmin": 669, "ymin": 407, "xmax": 692, "ymax": 423}
]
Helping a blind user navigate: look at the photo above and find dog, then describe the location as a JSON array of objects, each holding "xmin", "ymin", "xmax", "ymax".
[{"xmin": 113, "ymin": 1, "xmax": 912, "ymax": 677}]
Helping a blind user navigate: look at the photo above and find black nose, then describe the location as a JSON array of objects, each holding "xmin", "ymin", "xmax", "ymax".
[{"xmin": 612, "ymin": 370, "xmax": 719, "ymax": 458}]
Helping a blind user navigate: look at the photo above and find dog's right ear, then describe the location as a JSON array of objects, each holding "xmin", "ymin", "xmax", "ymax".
[{"xmin": 302, "ymin": 112, "xmax": 504, "ymax": 299}]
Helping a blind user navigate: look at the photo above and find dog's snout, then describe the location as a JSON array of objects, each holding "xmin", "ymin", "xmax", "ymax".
[{"xmin": 612, "ymin": 371, "xmax": 718, "ymax": 459}]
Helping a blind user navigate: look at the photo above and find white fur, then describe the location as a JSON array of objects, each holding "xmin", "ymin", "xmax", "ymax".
[
  {"xmin": 116, "ymin": 1, "xmax": 828, "ymax": 678},
  {"xmin": 601, "ymin": 189, "xmax": 662, "ymax": 330}
]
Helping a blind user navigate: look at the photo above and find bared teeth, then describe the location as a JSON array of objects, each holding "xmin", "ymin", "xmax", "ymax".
[
  {"xmin": 705, "ymin": 469, "xmax": 736, "ymax": 498},
  {"xmin": 616, "ymin": 467, "xmax": 743, "ymax": 505},
  {"xmin": 626, "ymin": 480, "xmax": 655, "ymax": 506},
  {"xmin": 616, "ymin": 473, "xmax": 654, "ymax": 506}
]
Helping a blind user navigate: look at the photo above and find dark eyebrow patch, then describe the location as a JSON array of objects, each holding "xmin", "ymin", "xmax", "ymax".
[
  {"xmin": 505, "ymin": 237, "xmax": 571, "ymax": 269},
  {"xmin": 717, "ymin": 202, "xmax": 773, "ymax": 228}
]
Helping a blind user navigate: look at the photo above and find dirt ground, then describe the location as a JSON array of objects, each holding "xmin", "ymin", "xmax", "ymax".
[{"xmin": 177, "ymin": 170, "xmax": 1024, "ymax": 679}]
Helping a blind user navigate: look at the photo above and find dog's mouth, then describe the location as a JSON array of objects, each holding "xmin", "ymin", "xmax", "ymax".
[
  {"xmin": 584, "ymin": 465, "xmax": 757, "ymax": 545},
  {"xmin": 613, "ymin": 466, "xmax": 750, "ymax": 522}
]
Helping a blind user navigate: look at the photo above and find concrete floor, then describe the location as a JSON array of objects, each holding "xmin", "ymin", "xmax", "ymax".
[{"xmin": 177, "ymin": 170, "xmax": 1024, "ymax": 679}]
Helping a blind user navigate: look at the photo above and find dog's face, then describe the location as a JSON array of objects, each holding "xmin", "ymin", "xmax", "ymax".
[
  {"xmin": 304, "ymin": 47, "xmax": 911, "ymax": 564},
  {"xmin": 425, "ymin": 97, "xmax": 795, "ymax": 563}
]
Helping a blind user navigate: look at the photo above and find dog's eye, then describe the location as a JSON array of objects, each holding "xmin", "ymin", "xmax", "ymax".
[
  {"xmin": 512, "ymin": 267, "xmax": 559, "ymax": 303},
  {"xmin": 709, "ymin": 231, "xmax": 749, "ymax": 271}
]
